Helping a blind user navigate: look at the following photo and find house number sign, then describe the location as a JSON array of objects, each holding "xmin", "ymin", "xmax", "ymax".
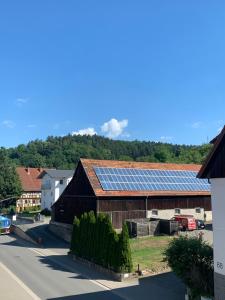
[{"xmin": 217, "ymin": 262, "xmax": 223, "ymax": 270}]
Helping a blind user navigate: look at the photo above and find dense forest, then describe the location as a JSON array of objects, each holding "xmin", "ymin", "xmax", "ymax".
[{"xmin": 1, "ymin": 134, "xmax": 212, "ymax": 170}]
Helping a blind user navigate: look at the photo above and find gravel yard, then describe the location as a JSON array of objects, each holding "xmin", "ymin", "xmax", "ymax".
[{"xmin": 179, "ymin": 224, "xmax": 213, "ymax": 245}]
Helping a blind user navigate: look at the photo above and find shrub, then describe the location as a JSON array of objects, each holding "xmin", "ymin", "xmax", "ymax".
[
  {"xmin": 0, "ymin": 205, "xmax": 16, "ymax": 215},
  {"xmin": 117, "ymin": 223, "xmax": 133, "ymax": 273},
  {"xmin": 164, "ymin": 236, "xmax": 214, "ymax": 298},
  {"xmin": 23, "ymin": 205, "xmax": 41, "ymax": 213},
  {"xmin": 40, "ymin": 208, "xmax": 51, "ymax": 216},
  {"xmin": 70, "ymin": 212, "xmax": 133, "ymax": 273}
]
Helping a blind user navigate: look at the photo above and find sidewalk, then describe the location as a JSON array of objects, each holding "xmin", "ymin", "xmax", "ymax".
[{"xmin": 0, "ymin": 262, "xmax": 40, "ymax": 300}]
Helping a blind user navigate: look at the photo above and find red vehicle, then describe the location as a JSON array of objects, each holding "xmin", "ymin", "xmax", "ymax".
[{"xmin": 174, "ymin": 215, "xmax": 197, "ymax": 231}]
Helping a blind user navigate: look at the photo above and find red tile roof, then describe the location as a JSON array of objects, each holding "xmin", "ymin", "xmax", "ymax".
[
  {"xmin": 80, "ymin": 159, "xmax": 210, "ymax": 197},
  {"xmin": 16, "ymin": 167, "xmax": 44, "ymax": 192}
]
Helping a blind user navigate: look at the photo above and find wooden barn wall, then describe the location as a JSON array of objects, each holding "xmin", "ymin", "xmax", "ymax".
[
  {"xmin": 147, "ymin": 195, "xmax": 211, "ymax": 211},
  {"xmin": 52, "ymin": 162, "xmax": 96, "ymax": 224},
  {"xmin": 63, "ymin": 162, "xmax": 94, "ymax": 196},
  {"xmin": 98, "ymin": 197, "xmax": 146, "ymax": 229},
  {"xmin": 106, "ymin": 210, "xmax": 146, "ymax": 229},
  {"xmin": 98, "ymin": 197, "xmax": 146, "ymax": 212},
  {"xmin": 205, "ymin": 139, "xmax": 225, "ymax": 178},
  {"xmin": 53, "ymin": 196, "xmax": 97, "ymax": 224}
]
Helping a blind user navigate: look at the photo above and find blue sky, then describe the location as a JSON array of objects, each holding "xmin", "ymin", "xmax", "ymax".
[{"xmin": 0, "ymin": 1, "xmax": 225, "ymax": 147}]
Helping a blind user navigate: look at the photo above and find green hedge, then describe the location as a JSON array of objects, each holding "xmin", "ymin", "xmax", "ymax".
[{"xmin": 70, "ymin": 212, "xmax": 133, "ymax": 273}]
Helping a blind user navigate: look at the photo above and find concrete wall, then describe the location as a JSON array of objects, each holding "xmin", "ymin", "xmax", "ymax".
[
  {"xmin": 11, "ymin": 225, "xmax": 38, "ymax": 245},
  {"xmin": 211, "ymin": 178, "xmax": 225, "ymax": 299},
  {"xmin": 147, "ymin": 208, "xmax": 212, "ymax": 221},
  {"xmin": 48, "ymin": 221, "xmax": 73, "ymax": 243}
]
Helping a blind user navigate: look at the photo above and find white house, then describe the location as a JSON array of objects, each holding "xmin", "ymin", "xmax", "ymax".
[
  {"xmin": 38, "ymin": 169, "xmax": 74, "ymax": 211},
  {"xmin": 198, "ymin": 126, "xmax": 225, "ymax": 300}
]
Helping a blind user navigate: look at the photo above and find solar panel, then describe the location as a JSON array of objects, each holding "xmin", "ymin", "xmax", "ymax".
[{"xmin": 94, "ymin": 167, "xmax": 210, "ymax": 192}]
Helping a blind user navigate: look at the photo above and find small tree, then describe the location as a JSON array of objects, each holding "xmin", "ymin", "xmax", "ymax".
[
  {"xmin": 0, "ymin": 149, "xmax": 22, "ymax": 200},
  {"xmin": 70, "ymin": 216, "xmax": 80, "ymax": 255},
  {"xmin": 164, "ymin": 236, "xmax": 214, "ymax": 299},
  {"xmin": 118, "ymin": 223, "xmax": 133, "ymax": 273},
  {"xmin": 86, "ymin": 211, "xmax": 96, "ymax": 259}
]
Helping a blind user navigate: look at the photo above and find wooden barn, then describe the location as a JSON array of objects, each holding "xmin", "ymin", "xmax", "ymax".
[{"xmin": 52, "ymin": 159, "xmax": 211, "ymax": 229}]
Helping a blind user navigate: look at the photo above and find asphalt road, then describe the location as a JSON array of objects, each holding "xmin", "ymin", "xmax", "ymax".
[
  {"xmin": 0, "ymin": 234, "xmax": 124, "ymax": 300},
  {"xmin": 0, "ymin": 230, "xmax": 185, "ymax": 300}
]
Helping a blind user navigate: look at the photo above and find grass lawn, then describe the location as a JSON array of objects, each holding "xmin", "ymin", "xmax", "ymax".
[{"xmin": 130, "ymin": 235, "xmax": 173, "ymax": 274}]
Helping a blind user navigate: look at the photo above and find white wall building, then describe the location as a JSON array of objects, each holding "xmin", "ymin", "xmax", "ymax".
[
  {"xmin": 39, "ymin": 170, "xmax": 74, "ymax": 211},
  {"xmin": 198, "ymin": 126, "xmax": 225, "ymax": 300}
]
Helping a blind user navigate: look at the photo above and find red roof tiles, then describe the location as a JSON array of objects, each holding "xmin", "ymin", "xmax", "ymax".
[
  {"xmin": 80, "ymin": 159, "xmax": 210, "ymax": 197},
  {"xmin": 16, "ymin": 167, "xmax": 43, "ymax": 192}
]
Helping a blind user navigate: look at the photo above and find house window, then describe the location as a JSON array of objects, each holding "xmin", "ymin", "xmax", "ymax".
[
  {"xmin": 196, "ymin": 207, "xmax": 201, "ymax": 213},
  {"xmin": 175, "ymin": 208, "xmax": 181, "ymax": 214},
  {"xmin": 152, "ymin": 209, "xmax": 158, "ymax": 216},
  {"xmin": 60, "ymin": 179, "xmax": 64, "ymax": 185}
]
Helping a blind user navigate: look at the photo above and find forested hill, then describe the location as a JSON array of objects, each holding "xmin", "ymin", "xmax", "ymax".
[{"xmin": 3, "ymin": 135, "xmax": 212, "ymax": 170}]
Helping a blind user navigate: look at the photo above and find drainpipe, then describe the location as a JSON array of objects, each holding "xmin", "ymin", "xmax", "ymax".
[
  {"xmin": 96, "ymin": 196, "xmax": 99, "ymax": 215},
  {"xmin": 145, "ymin": 196, "xmax": 148, "ymax": 218}
]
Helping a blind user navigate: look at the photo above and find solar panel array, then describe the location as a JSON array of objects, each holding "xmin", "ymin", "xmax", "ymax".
[{"xmin": 94, "ymin": 167, "xmax": 210, "ymax": 192}]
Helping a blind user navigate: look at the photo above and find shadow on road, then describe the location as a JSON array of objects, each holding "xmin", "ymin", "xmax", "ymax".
[
  {"xmin": 47, "ymin": 291, "xmax": 123, "ymax": 300},
  {"xmin": 37, "ymin": 253, "xmax": 185, "ymax": 300},
  {"xmin": 3, "ymin": 224, "xmax": 69, "ymax": 250},
  {"xmin": 1, "ymin": 233, "xmax": 185, "ymax": 300},
  {"xmin": 45, "ymin": 272, "xmax": 185, "ymax": 300},
  {"xmin": 25, "ymin": 224, "xmax": 69, "ymax": 249}
]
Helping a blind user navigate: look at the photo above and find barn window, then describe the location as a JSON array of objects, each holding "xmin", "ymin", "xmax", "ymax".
[
  {"xmin": 152, "ymin": 209, "xmax": 158, "ymax": 216},
  {"xmin": 175, "ymin": 208, "xmax": 181, "ymax": 214},
  {"xmin": 195, "ymin": 207, "xmax": 201, "ymax": 213}
]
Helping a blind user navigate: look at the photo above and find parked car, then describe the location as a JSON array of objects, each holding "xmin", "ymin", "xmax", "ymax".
[
  {"xmin": 174, "ymin": 215, "xmax": 197, "ymax": 231},
  {"xmin": 0, "ymin": 215, "xmax": 11, "ymax": 234},
  {"xmin": 196, "ymin": 219, "xmax": 205, "ymax": 230}
]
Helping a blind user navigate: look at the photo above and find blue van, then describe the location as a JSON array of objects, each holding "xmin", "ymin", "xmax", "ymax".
[{"xmin": 0, "ymin": 216, "xmax": 11, "ymax": 234}]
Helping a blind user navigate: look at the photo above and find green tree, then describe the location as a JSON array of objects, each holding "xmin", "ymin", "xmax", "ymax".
[
  {"xmin": 118, "ymin": 223, "xmax": 133, "ymax": 273},
  {"xmin": 164, "ymin": 236, "xmax": 214, "ymax": 298},
  {"xmin": 0, "ymin": 149, "xmax": 22, "ymax": 200},
  {"xmin": 5, "ymin": 134, "xmax": 211, "ymax": 169},
  {"xmin": 70, "ymin": 212, "xmax": 133, "ymax": 273},
  {"xmin": 70, "ymin": 216, "xmax": 80, "ymax": 255}
]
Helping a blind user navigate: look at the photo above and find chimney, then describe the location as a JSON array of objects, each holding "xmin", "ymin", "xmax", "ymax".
[
  {"xmin": 38, "ymin": 168, "xmax": 43, "ymax": 173},
  {"xmin": 25, "ymin": 167, "xmax": 30, "ymax": 175}
]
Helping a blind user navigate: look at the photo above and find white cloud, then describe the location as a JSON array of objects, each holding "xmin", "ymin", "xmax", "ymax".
[
  {"xmin": 101, "ymin": 118, "xmax": 128, "ymax": 138},
  {"xmin": 160, "ymin": 136, "xmax": 174, "ymax": 143},
  {"xmin": 16, "ymin": 98, "xmax": 28, "ymax": 106},
  {"xmin": 2, "ymin": 120, "xmax": 16, "ymax": 128},
  {"xmin": 72, "ymin": 127, "xmax": 97, "ymax": 136},
  {"xmin": 191, "ymin": 121, "xmax": 203, "ymax": 129}
]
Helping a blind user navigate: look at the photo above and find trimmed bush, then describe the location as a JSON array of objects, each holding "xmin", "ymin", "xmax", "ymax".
[
  {"xmin": 70, "ymin": 212, "xmax": 133, "ymax": 273},
  {"xmin": 117, "ymin": 223, "xmax": 133, "ymax": 273},
  {"xmin": 40, "ymin": 208, "xmax": 51, "ymax": 216},
  {"xmin": 164, "ymin": 236, "xmax": 214, "ymax": 298}
]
